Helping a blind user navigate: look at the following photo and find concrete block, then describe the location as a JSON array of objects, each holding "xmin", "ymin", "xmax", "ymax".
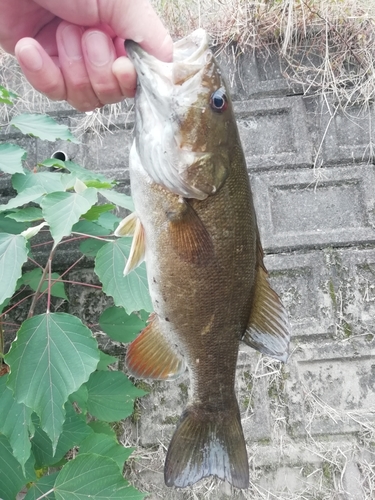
[
  {"xmin": 251, "ymin": 164, "xmax": 375, "ymax": 252},
  {"xmin": 321, "ymin": 104, "xmax": 375, "ymax": 164},
  {"xmin": 333, "ymin": 248, "xmax": 375, "ymax": 335},
  {"xmin": 234, "ymin": 97, "xmax": 313, "ymax": 169},
  {"xmin": 216, "ymin": 47, "xmax": 298, "ymax": 100},
  {"xmin": 136, "ymin": 373, "xmax": 190, "ymax": 447},
  {"xmin": 81, "ymin": 124, "xmax": 133, "ymax": 182},
  {"xmin": 264, "ymin": 251, "xmax": 334, "ymax": 338},
  {"xmin": 286, "ymin": 338, "xmax": 375, "ymax": 438}
]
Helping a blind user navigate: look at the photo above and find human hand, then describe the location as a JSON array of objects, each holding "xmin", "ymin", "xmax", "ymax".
[{"xmin": 0, "ymin": 0, "xmax": 172, "ymax": 111}]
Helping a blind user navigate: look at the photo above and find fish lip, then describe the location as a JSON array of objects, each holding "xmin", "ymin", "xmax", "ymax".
[
  {"xmin": 125, "ymin": 29, "xmax": 209, "ymax": 74},
  {"xmin": 124, "ymin": 39, "xmax": 140, "ymax": 60},
  {"xmin": 125, "ymin": 39, "xmax": 151, "ymax": 64}
]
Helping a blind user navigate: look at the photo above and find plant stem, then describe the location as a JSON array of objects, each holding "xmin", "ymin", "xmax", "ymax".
[
  {"xmin": 0, "ymin": 317, "xmax": 4, "ymax": 361},
  {"xmin": 47, "ymin": 254, "xmax": 52, "ymax": 313},
  {"xmin": 28, "ymin": 247, "xmax": 56, "ymax": 318},
  {"xmin": 72, "ymin": 231, "xmax": 113, "ymax": 242},
  {"xmin": 60, "ymin": 280, "xmax": 102, "ymax": 289},
  {"xmin": 27, "ymin": 257, "xmax": 44, "ymax": 268},
  {"xmin": 0, "ymin": 294, "xmax": 35, "ymax": 319},
  {"xmin": 36, "ymin": 488, "xmax": 55, "ymax": 500}
]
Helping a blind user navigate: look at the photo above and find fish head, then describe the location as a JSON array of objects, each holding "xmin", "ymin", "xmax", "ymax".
[{"xmin": 126, "ymin": 29, "xmax": 235, "ymax": 199}]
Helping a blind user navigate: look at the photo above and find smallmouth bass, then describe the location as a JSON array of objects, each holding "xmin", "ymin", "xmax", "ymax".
[{"xmin": 118, "ymin": 29, "xmax": 291, "ymax": 490}]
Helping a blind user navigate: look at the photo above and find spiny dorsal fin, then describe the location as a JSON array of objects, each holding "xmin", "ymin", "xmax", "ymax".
[
  {"xmin": 126, "ymin": 314, "xmax": 185, "ymax": 380},
  {"xmin": 167, "ymin": 198, "xmax": 214, "ymax": 265},
  {"xmin": 243, "ymin": 264, "xmax": 291, "ymax": 362},
  {"xmin": 164, "ymin": 402, "xmax": 249, "ymax": 489}
]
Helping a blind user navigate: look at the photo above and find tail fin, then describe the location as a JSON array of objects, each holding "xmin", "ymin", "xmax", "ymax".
[{"xmin": 164, "ymin": 404, "xmax": 249, "ymax": 489}]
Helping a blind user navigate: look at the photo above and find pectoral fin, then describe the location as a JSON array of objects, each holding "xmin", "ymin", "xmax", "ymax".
[
  {"xmin": 167, "ymin": 198, "xmax": 214, "ymax": 265},
  {"xmin": 126, "ymin": 314, "xmax": 185, "ymax": 380},
  {"xmin": 243, "ymin": 264, "xmax": 291, "ymax": 362},
  {"xmin": 114, "ymin": 212, "xmax": 138, "ymax": 237},
  {"xmin": 123, "ymin": 216, "xmax": 146, "ymax": 276}
]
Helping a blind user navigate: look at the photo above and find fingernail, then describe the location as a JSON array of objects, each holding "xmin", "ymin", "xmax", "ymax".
[
  {"xmin": 17, "ymin": 45, "xmax": 43, "ymax": 72},
  {"xmin": 85, "ymin": 31, "xmax": 112, "ymax": 67},
  {"xmin": 62, "ymin": 25, "xmax": 83, "ymax": 60}
]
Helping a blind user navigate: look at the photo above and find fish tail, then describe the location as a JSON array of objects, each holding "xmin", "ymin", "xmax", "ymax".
[{"xmin": 164, "ymin": 402, "xmax": 249, "ymax": 489}]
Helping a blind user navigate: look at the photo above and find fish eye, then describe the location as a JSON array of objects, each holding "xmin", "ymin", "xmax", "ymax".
[{"xmin": 210, "ymin": 88, "xmax": 228, "ymax": 113}]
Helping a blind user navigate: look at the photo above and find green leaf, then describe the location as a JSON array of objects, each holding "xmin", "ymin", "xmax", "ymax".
[
  {"xmin": 5, "ymin": 313, "xmax": 100, "ymax": 448},
  {"xmin": 82, "ymin": 204, "xmax": 116, "ymax": 221},
  {"xmin": 31, "ymin": 403, "xmax": 93, "ymax": 468},
  {"xmin": 96, "ymin": 351, "xmax": 117, "ymax": 371},
  {"xmin": 0, "ymin": 434, "xmax": 36, "ymax": 500},
  {"xmin": 85, "ymin": 180, "xmax": 114, "ymax": 189},
  {"xmin": 69, "ymin": 384, "xmax": 89, "ymax": 413},
  {"xmin": 24, "ymin": 472, "xmax": 58, "ymax": 500},
  {"xmin": 0, "ymin": 213, "xmax": 28, "ymax": 233},
  {"xmin": 95, "ymin": 239, "xmax": 152, "ymax": 314},
  {"xmin": 11, "ymin": 114, "xmax": 80, "ymax": 143},
  {"xmin": 79, "ymin": 433, "xmax": 133, "ymax": 471},
  {"xmin": 62, "ymin": 161, "xmax": 112, "ymax": 183},
  {"xmin": 0, "ymin": 296, "xmax": 11, "ymax": 314},
  {"xmin": 86, "ymin": 371, "xmax": 146, "ymax": 422},
  {"xmin": 41, "ymin": 188, "xmax": 98, "ymax": 246},
  {"xmin": 99, "ymin": 189, "xmax": 134, "ymax": 211},
  {"xmin": 38, "ymin": 158, "xmax": 66, "ymax": 169},
  {"xmin": 97, "ymin": 212, "xmax": 122, "ymax": 231},
  {"xmin": 99, "ymin": 306, "xmax": 146, "ymax": 343},
  {"xmin": 13, "ymin": 171, "xmax": 66, "ymax": 194},
  {"xmin": 22, "ymin": 268, "xmax": 68, "ymax": 300},
  {"xmin": 0, "ymin": 233, "xmax": 28, "ymax": 305},
  {"xmin": 0, "ymin": 143, "xmax": 26, "ymax": 175},
  {"xmin": 0, "ymin": 86, "xmax": 18, "ymax": 105},
  {"xmin": 0, "ymin": 375, "xmax": 34, "ymax": 474},
  {"xmin": 0, "ymin": 185, "xmax": 46, "ymax": 211},
  {"xmin": 6, "ymin": 207, "xmax": 44, "ymax": 222},
  {"xmin": 79, "ymin": 238, "xmax": 107, "ymax": 258},
  {"xmin": 88, "ymin": 421, "xmax": 116, "ymax": 437},
  {"xmin": 54, "ymin": 453, "xmax": 145, "ymax": 500},
  {"xmin": 71, "ymin": 219, "xmax": 111, "ymax": 237}
]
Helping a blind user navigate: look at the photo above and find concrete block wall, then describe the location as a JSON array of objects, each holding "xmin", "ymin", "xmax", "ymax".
[{"xmin": 1, "ymin": 47, "xmax": 374, "ymax": 499}]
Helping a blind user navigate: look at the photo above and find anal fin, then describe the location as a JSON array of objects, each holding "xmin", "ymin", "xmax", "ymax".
[
  {"xmin": 126, "ymin": 314, "xmax": 185, "ymax": 380},
  {"xmin": 243, "ymin": 265, "xmax": 291, "ymax": 362}
]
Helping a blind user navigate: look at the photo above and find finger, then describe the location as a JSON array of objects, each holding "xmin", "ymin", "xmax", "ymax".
[
  {"xmin": 112, "ymin": 56, "xmax": 136, "ymax": 98},
  {"xmin": 34, "ymin": 0, "xmax": 173, "ymax": 62},
  {"xmin": 14, "ymin": 38, "xmax": 66, "ymax": 101},
  {"xmin": 56, "ymin": 21, "xmax": 101, "ymax": 111},
  {"xmin": 34, "ymin": 17, "xmax": 61, "ymax": 56},
  {"xmin": 81, "ymin": 29, "xmax": 125, "ymax": 105},
  {"xmin": 107, "ymin": 0, "xmax": 173, "ymax": 62}
]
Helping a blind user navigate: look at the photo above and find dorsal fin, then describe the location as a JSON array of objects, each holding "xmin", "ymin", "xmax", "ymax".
[
  {"xmin": 242, "ymin": 241, "xmax": 291, "ymax": 362},
  {"xmin": 126, "ymin": 314, "xmax": 186, "ymax": 380}
]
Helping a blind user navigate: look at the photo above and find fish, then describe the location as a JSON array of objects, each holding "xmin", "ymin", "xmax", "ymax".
[{"xmin": 118, "ymin": 29, "xmax": 291, "ymax": 490}]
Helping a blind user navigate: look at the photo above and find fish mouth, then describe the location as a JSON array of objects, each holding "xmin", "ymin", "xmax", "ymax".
[{"xmin": 125, "ymin": 29, "xmax": 209, "ymax": 88}]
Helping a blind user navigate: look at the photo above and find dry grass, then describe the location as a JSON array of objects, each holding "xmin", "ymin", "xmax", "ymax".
[{"xmin": 154, "ymin": 0, "xmax": 375, "ymax": 109}]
